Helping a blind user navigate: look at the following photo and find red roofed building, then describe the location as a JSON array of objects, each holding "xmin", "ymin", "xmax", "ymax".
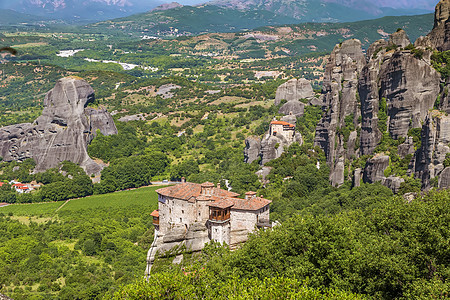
[
  {"xmin": 12, "ymin": 183, "xmax": 30, "ymax": 194},
  {"xmin": 151, "ymin": 181, "xmax": 271, "ymax": 251},
  {"xmin": 146, "ymin": 182, "xmax": 271, "ymax": 275},
  {"xmin": 269, "ymin": 120, "xmax": 296, "ymax": 142}
]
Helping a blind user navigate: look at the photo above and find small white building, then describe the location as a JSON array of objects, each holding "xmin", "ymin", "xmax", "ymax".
[{"xmin": 269, "ymin": 120, "xmax": 296, "ymax": 143}]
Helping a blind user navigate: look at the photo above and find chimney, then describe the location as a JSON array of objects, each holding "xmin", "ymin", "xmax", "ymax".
[
  {"xmin": 181, "ymin": 177, "xmax": 185, "ymax": 183},
  {"xmin": 217, "ymin": 182, "xmax": 221, "ymax": 189}
]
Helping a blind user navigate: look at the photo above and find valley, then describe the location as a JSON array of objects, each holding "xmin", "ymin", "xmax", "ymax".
[{"xmin": 1, "ymin": 0, "xmax": 450, "ymax": 299}]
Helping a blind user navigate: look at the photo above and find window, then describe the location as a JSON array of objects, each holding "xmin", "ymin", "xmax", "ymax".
[
  {"xmin": 182, "ymin": 210, "xmax": 184, "ymax": 214},
  {"xmin": 198, "ymin": 212, "xmax": 201, "ymax": 216},
  {"xmin": 180, "ymin": 218, "xmax": 182, "ymax": 223}
]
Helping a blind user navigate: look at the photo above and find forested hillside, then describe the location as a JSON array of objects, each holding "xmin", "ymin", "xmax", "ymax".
[{"xmin": 112, "ymin": 189, "xmax": 450, "ymax": 299}]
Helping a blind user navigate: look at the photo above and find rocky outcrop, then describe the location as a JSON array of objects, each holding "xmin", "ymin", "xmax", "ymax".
[
  {"xmin": 439, "ymin": 167, "xmax": 450, "ymax": 188},
  {"xmin": 437, "ymin": 77, "xmax": 450, "ymax": 114},
  {"xmin": 315, "ymin": 1, "xmax": 450, "ymax": 192},
  {"xmin": 278, "ymin": 100, "xmax": 305, "ymax": 117},
  {"xmin": 280, "ymin": 114, "xmax": 297, "ymax": 125},
  {"xmin": 424, "ymin": 0, "xmax": 450, "ymax": 51},
  {"xmin": 259, "ymin": 120, "xmax": 302, "ymax": 165},
  {"xmin": 260, "ymin": 132, "xmax": 302, "ymax": 165},
  {"xmin": 85, "ymin": 107, "xmax": 117, "ymax": 142},
  {"xmin": 363, "ymin": 155, "xmax": 390, "ymax": 184},
  {"xmin": 0, "ymin": 77, "xmax": 117, "ymax": 175},
  {"xmin": 382, "ymin": 176, "xmax": 405, "ymax": 194},
  {"xmin": 388, "ymin": 29, "xmax": 411, "ymax": 48},
  {"xmin": 360, "ymin": 30, "xmax": 440, "ymax": 155},
  {"xmin": 359, "ymin": 41, "xmax": 387, "ymax": 155},
  {"xmin": 415, "ymin": 111, "xmax": 450, "ymax": 188},
  {"xmin": 329, "ymin": 157, "xmax": 345, "ymax": 187},
  {"xmin": 245, "ymin": 119, "xmax": 302, "ymax": 165},
  {"xmin": 379, "ymin": 51, "xmax": 440, "ymax": 139},
  {"xmin": 398, "ymin": 137, "xmax": 416, "ymax": 159},
  {"xmin": 145, "ymin": 223, "xmax": 209, "ymax": 276},
  {"xmin": 314, "ymin": 39, "xmax": 365, "ymax": 186},
  {"xmin": 244, "ymin": 136, "xmax": 261, "ymax": 164},
  {"xmin": 274, "ymin": 78, "xmax": 314, "ymax": 105}
]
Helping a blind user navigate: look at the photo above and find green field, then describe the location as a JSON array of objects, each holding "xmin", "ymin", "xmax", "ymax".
[
  {"xmin": 0, "ymin": 185, "xmax": 163, "ymax": 299},
  {"xmin": 0, "ymin": 185, "xmax": 160, "ymax": 216}
]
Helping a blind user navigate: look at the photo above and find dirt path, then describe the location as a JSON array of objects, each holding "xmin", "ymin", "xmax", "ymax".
[{"xmin": 54, "ymin": 199, "xmax": 71, "ymax": 213}]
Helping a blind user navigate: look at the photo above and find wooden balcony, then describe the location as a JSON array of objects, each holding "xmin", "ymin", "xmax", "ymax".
[
  {"xmin": 151, "ymin": 210, "xmax": 159, "ymax": 226},
  {"xmin": 209, "ymin": 207, "xmax": 230, "ymax": 223}
]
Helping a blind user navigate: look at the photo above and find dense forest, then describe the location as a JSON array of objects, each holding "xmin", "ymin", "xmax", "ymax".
[{"xmin": 111, "ymin": 188, "xmax": 449, "ymax": 299}]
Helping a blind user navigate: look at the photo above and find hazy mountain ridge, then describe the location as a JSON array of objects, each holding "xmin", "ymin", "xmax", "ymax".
[
  {"xmin": 208, "ymin": 0, "xmax": 433, "ymax": 22},
  {"xmin": 85, "ymin": 8, "xmax": 433, "ymax": 48},
  {"xmin": 0, "ymin": 0, "xmax": 164, "ymax": 22},
  {"xmin": 0, "ymin": 0, "xmax": 437, "ymax": 24},
  {"xmin": 0, "ymin": 9, "xmax": 51, "ymax": 26},
  {"xmin": 86, "ymin": 4, "xmax": 300, "ymax": 35}
]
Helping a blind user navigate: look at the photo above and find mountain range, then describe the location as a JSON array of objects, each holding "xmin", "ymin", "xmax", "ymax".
[
  {"xmin": 0, "ymin": 0, "xmax": 437, "ymax": 23},
  {"xmin": 209, "ymin": 0, "xmax": 433, "ymax": 21},
  {"xmin": 0, "ymin": 0, "xmax": 163, "ymax": 22}
]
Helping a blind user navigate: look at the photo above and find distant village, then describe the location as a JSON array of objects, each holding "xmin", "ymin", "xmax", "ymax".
[{"xmin": 0, "ymin": 181, "xmax": 40, "ymax": 194}]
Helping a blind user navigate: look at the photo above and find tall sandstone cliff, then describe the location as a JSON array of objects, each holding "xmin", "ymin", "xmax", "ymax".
[
  {"xmin": 0, "ymin": 77, "xmax": 117, "ymax": 175},
  {"xmin": 314, "ymin": 39, "xmax": 365, "ymax": 186},
  {"xmin": 315, "ymin": 0, "xmax": 450, "ymax": 191}
]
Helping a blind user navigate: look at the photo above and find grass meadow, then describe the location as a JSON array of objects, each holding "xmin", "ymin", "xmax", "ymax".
[{"xmin": 0, "ymin": 185, "xmax": 161, "ymax": 217}]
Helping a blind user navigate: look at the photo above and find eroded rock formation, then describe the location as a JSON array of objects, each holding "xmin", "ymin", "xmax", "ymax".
[
  {"xmin": 314, "ymin": 1, "xmax": 450, "ymax": 192},
  {"xmin": 363, "ymin": 155, "xmax": 390, "ymax": 184},
  {"xmin": 423, "ymin": 0, "xmax": 450, "ymax": 51},
  {"xmin": 274, "ymin": 78, "xmax": 314, "ymax": 105},
  {"xmin": 314, "ymin": 39, "xmax": 365, "ymax": 186},
  {"xmin": 278, "ymin": 100, "xmax": 305, "ymax": 117},
  {"xmin": 0, "ymin": 77, "xmax": 117, "ymax": 175},
  {"xmin": 244, "ymin": 119, "xmax": 302, "ymax": 165},
  {"xmin": 414, "ymin": 111, "xmax": 450, "ymax": 188},
  {"xmin": 244, "ymin": 136, "xmax": 261, "ymax": 164}
]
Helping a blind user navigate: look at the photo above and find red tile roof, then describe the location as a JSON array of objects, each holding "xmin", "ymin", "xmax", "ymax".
[
  {"xmin": 270, "ymin": 121, "xmax": 295, "ymax": 127},
  {"xmin": 150, "ymin": 210, "xmax": 159, "ymax": 218},
  {"xmin": 209, "ymin": 196, "xmax": 271, "ymax": 211},
  {"xmin": 208, "ymin": 199, "xmax": 235, "ymax": 209},
  {"xmin": 232, "ymin": 197, "xmax": 271, "ymax": 211},
  {"xmin": 157, "ymin": 182, "xmax": 271, "ymax": 212},
  {"xmin": 156, "ymin": 182, "xmax": 239, "ymax": 201}
]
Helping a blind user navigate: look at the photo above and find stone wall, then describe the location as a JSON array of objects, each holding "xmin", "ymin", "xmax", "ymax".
[
  {"xmin": 210, "ymin": 221, "xmax": 231, "ymax": 244},
  {"xmin": 158, "ymin": 196, "xmax": 198, "ymax": 235}
]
